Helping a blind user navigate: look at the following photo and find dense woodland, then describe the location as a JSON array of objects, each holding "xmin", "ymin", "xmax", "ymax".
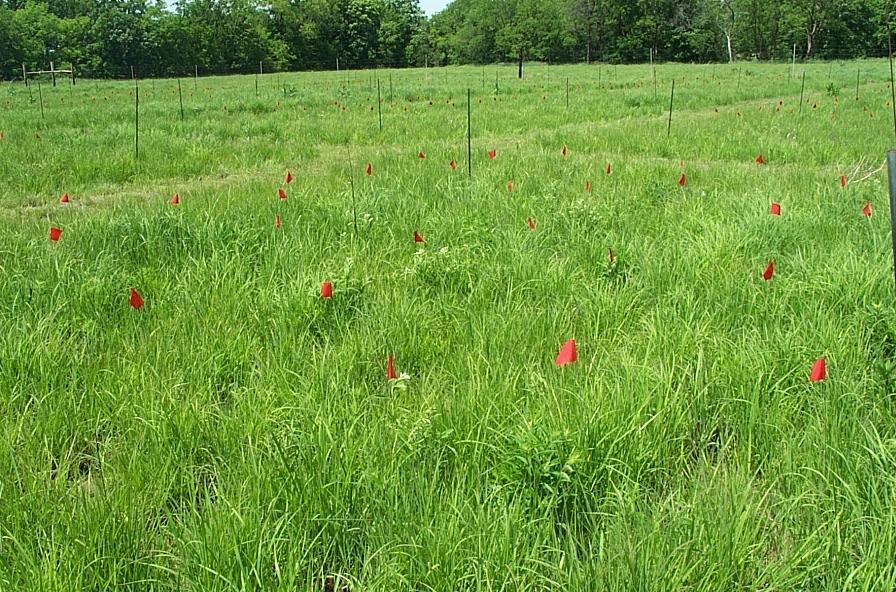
[{"xmin": 0, "ymin": 0, "xmax": 893, "ymax": 79}]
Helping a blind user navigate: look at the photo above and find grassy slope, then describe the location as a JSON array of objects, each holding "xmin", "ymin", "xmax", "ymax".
[{"xmin": 1, "ymin": 61, "xmax": 896, "ymax": 590}]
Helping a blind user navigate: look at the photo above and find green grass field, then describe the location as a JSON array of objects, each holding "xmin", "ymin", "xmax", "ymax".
[{"xmin": 3, "ymin": 60, "xmax": 896, "ymax": 590}]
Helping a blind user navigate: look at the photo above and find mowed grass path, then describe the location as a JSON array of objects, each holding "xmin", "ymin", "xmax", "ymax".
[{"xmin": 2, "ymin": 62, "xmax": 896, "ymax": 590}]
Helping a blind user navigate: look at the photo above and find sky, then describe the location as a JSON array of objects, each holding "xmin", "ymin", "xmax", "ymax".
[{"xmin": 420, "ymin": 0, "xmax": 450, "ymax": 15}]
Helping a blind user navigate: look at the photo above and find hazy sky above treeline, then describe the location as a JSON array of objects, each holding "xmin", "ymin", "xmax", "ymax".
[{"xmin": 419, "ymin": 0, "xmax": 448, "ymax": 14}]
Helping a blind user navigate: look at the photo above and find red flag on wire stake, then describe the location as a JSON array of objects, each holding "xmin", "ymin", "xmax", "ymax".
[
  {"xmin": 169, "ymin": 193, "xmax": 180, "ymax": 205},
  {"xmin": 365, "ymin": 163, "xmax": 373, "ymax": 176},
  {"xmin": 863, "ymin": 202, "xmax": 873, "ymax": 217},
  {"xmin": 840, "ymin": 175, "xmax": 848, "ymax": 189},
  {"xmin": 414, "ymin": 230, "xmax": 425, "ymax": 244},
  {"xmin": 762, "ymin": 260, "xmax": 775, "ymax": 281},
  {"xmin": 527, "ymin": 217, "xmax": 536, "ymax": 230},
  {"xmin": 449, "ymin": 159, "xmax": 457, "ymax": 171},
  {"xmin": 755, "ymin": 154, "xmax": 765, "ymax": 165},
  {"xmin": 278, "ymin": 188, "xmax": 287, "ymax": 201},
  {"xmin": 129, "ymin": 288, "xmax": 144, "ymax": 310},
  {"xmin": 770, "ymin": 202, "xmax": 781, "ymax": 216},
  {"xmin": 606, "ymin": 163, "xmax": 613, "ymax": 175},
  {"xmin": 387, "ymin": 355, "xmax": 398, "ymax": 380},
  {"xmin": 488, "ymin": 149, "xmax": 496, "ymax": 160},
  {"xmin": 418, "ymin": 151, "xmax": 426, "ymax": 160},
  {"xmin": 60, "ymin": 193, "xmax": 70, "ymax": 204},
  {"xmin": 678, "ymin": 173, "xmax": 687, "ymax": 187},
  {"xmin": 285, "ymin": 171, "xmax": 293, "ymax": 184},
  {"xmin": 555, "ymin": 339, "xmax": 577, "ymax": 366},
  {"xmin": 49, "ymin": 227, "xmax": 62, "ymax": 241},
  {"xmin": 810, "ymin": 357, "xmax": 827, "ymax": 382},
  {"xmin": 321, "ymin": 281, "xmax": 333, "ymax": 299}
]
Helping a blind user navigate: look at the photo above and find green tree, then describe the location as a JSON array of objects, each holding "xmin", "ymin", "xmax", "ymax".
[
  {"xmin": 378, "ymin": 0, "xmax": 422, "ymax": 66},
  {"xmin": 333, "ymin": 0, "xmax": 381, "ymax": 66}
]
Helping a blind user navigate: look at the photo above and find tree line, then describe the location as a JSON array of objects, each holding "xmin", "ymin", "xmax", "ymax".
[
  {"xmin": 0, "ymin": 0, "xmax": 892, "ymax": 80},
  {"xmin": 433, "ymin": 0, "xmax": 894, "ymax": 65}
]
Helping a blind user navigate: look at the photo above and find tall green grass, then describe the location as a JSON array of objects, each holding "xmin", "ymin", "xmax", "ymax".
[{"xmin": 1, "ymin": 61, "xmax": 896, "ymax": 590}]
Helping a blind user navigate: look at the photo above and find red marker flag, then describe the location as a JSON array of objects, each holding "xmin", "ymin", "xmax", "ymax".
[
  {"xmin": 414, "ymin": 230, "xmax": 425, "ymax": 243},
  {"xmin": 129, "ymin": 288, "xmax": 144, "ymax": 310},
  {"xmin": 59, "ymin": 193, "xmax": 70, "ymax": 204},
  {"xmin": 418, "ymin": 150, "xmax": 426, "ymax": 160},
  {"xmin": 863, "ymin": 202, "xmax": 873, "ymax": 217},
  {"xmin": 840, "ymin": 175, "xmax": 848, "ymax": 189},
  {"xmin": 321, "ymin": 281, "xmax": 333, "ymax": 299},
  {"xmin": 606, "ymin": 163, "xmax": 613, "ymax": 175},
  {"xmin": 488, "ymin": 149, "xmax": 496, "ymax": 160},
  {"xmin": 275, "ymin": 214, "xmax": 282, "ymax": 229},
  {"xmin": 507, "ymin": 180, "xmax": 514, "ymax": 193},
  {"xmin": 285, "ymin": 171, "xmax": 293, "ymax": 184},
  {"xmin": 365, "ymin": 163, "xmax": 373, "ymax": 176},
  {"xmin": 49, "ymin": 227, "xmax": 62, "ymax": 241},
  {"xmin": 762, "ymin": 260, "xmax": 775, "ymax": 281},
  {"xmin": 555, "ymin": 339, "xmax": 577, "ymax": 366},
  {"xmin": 527, "ymin": 217, "xmax": 536, "ymax": 230},
  {"xmin": 585, "ymin": 179, "xmax": 591, "ymax": 193},
  {"xmin": 608, "ymin": 248, "xmax": 616, "ymax": 264},
  {"xmin": 278, "ymin": 188, "xmax": 287, "ymax": 201},
  {"xmin": 678, "ymin": 173, "xmax": 687, "ymax": 187},
  {"xmin": 169, "ymin": 193, "xmax": 180, "ymax": 205},
  {"xmin": 770, "ymin": 202, "xmax": 781, "ymax": 216},
  {"xmin": 387, "ymin": 355, "xmax": 398, "ymax": 380},
  {"xmin": 561, "ymin": 144, "xmax": 568, "ymax": 158},
  {"xmin": 755, "ymin": 154, "xmax": 765, "ymax": 165},
  {"xmin": 449, "ymin": 159, "xmax": 458, "ymax": 171},
  {"xmin": 810, "ymin": 357, "xmax": 827, "ymax": 382}
]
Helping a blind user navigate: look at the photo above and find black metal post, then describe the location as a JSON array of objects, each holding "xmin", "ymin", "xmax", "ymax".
[
  {"xmin": 467, "ymin": 88, "xmax": 472, "ymax": 177},
  {"xmin": 887, "ymin": 150, "xmax": 896, "ymax": 291},
  {"xmin": 799, "ymin": 72, "xmax": 806, "ymax": 115},
  {"xmin": 37, "ymin": 77, "xmax": 44, "ymax": 120},
  {"xmin": 377, "ymin": 78, "xmax": 382, "ymax": 131},
  {"xmin": 889, "ymin": 28, "xmax": 896, "ymax": 141},
  {"xmin": 178, "ymin": 79, "xmax": 184, "ymax": 121},
  {"xmin": 667, "ymin": 80, "xmax": 675, "ymax": 137},
  {"xmin": 135, "ymin": 84, "xmax": 139, "ymax": 161}
]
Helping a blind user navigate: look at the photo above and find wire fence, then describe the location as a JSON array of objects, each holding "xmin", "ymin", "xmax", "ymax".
[{"xmin": 9, "ymin": 43, "xmax": 896, "ymax": 84}]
